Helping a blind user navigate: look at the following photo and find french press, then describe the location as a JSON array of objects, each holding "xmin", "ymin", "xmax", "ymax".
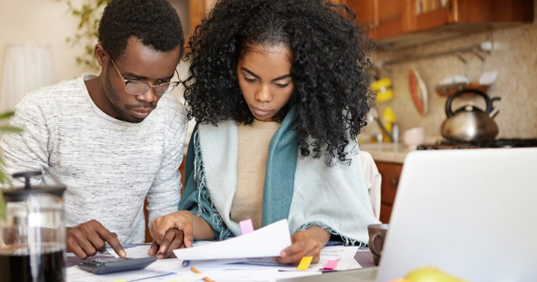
[{"xmin": 0, "ymin": 171, "xmax": 66, "ymax": 282}]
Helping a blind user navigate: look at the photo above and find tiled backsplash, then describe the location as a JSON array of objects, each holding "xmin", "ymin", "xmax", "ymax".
[{"xmin": 366, "ymin": 7, "xmax": 537, "ymax": 141}]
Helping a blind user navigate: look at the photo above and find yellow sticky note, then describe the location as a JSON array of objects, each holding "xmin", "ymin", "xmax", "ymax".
[{"xmin": 297, "ymin": 256, "xmax": 313, "ymax": 271}]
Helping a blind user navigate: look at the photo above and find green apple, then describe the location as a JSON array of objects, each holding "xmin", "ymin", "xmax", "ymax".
[{"xmin": 405, "ymin": 266, "xmax": 468, "ymax": 282}]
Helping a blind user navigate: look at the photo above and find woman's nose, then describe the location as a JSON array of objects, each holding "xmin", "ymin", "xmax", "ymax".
[{"xmin": 255, "ymin": 84, "xmax": 272, "ymax": 102}]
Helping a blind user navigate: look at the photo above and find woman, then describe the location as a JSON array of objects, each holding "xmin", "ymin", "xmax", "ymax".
[{"xmin": 150, "ymin": 0, "xmax": 379, "ymax": 265}]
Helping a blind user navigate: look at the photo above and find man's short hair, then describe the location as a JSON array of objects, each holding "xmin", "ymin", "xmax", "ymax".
[{"xmin": 98, "ymin": 0, "xmax": 184, "ymax": 60}]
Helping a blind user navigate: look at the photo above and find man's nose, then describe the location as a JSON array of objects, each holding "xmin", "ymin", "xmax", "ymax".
[{"xmin": 136, "ymin": 88, "xmax": 157, "ymax": 103}]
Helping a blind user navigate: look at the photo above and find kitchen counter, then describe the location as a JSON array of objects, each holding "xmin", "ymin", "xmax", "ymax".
[{"xmin": 359, "ymin": 143, "xmax": 413, "ymax": 164}]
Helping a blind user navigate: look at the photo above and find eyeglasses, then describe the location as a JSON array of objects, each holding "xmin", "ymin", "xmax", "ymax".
[{"xmin": 110, "ymin": 59, "xmax": 181, "ymax": 96}]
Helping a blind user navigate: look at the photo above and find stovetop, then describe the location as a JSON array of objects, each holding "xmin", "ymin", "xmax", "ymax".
[{"xmin": 417, "ymin": 138, "xmax": 537, "ymax": 150}]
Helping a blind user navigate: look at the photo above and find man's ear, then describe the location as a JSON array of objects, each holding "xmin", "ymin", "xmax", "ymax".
[{"xmin": 94, "ymin": 43, "xmax": 108, "ymax": 68}]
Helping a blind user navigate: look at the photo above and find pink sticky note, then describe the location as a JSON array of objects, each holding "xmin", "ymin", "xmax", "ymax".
[
  {"xmin": 323, "ymin": 260, "xmax": 338, "ymax": 270},
  {"xmin": 239, "ymin": 219, "xmax": 254, "ymax": 235}
]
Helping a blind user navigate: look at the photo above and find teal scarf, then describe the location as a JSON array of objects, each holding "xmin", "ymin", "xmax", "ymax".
[{"xmin": 179, "ymin": 107, "xmax": 379, "ymax": 244}]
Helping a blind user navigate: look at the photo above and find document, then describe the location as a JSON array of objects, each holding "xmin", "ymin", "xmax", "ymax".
[
  {"xmin": 66, "ymin": 219, "xmax": 362, "ymax": 282},
  {"xmin": 173, "ymin": 219, "xmax": 292, "ymax": 260}
]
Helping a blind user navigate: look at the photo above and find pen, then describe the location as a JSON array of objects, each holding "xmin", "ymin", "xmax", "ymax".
[
  {"xmin": 182, "ymin": 260, "xmax": 190, "ymax": 267},
  {"xmin": 190, "ymin": 266, "xmax": 214, "ymax": 282}
]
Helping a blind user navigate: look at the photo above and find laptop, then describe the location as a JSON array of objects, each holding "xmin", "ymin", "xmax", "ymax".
[{"xmin": 282, "ymin": 148, "xmax": 537, "ymax": 282}]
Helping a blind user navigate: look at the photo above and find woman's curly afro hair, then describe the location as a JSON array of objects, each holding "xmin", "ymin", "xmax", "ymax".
[
  {"xmin": 98, "ymin": 0, "xmax": 184, "ymax": 60},
  {"xmin": 184, "ymin": 0, "xmax": 375, "ymax": 165}
]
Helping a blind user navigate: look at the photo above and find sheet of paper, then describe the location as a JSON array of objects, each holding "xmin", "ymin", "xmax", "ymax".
[
  {"xmin": 318, "ymin": 246, "xmax": 361, "ymax": 271},
  {"xmin": 189, "ymin": 246, "xmax": 361, "ymax": 274},
  {"xmin": 202, "ymin": 269, "xmax": 321, "ymax": 282},
  {"xmin": 67, "ymin": 245, "xmax": 361, "ymax": 282},
  {"xmin": 173, "ymin": 219, "xmax": 292, "ymax": 260},
  {"xmin": 67, "ymin": 266, "xmax": 175, "ymax": 282},
  {"xmin": 67, "ymin": 258, "xmax": 202, "ymax": 282}
]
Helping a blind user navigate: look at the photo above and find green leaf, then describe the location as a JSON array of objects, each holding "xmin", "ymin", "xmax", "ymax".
[
  {"xmin": 0, "ymin": 126, "xmax": 23, "ymax": 133},
  {"xmin": 0, "ymin": 111, "xmax": 14, "ymax": 120},
  {"xmin": 0, "ymin": 157, "xmax": 7, "ymax": 221}
]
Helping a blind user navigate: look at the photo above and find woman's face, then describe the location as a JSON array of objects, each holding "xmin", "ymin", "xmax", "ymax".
[{"xmin": 237, "ymin": 44, "xmax": 294, "ymax": 122}]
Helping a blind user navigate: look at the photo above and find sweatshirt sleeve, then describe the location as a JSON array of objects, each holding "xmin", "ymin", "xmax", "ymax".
[
  {"xmin": 1, "ymin": 95, "xmax": 51, "ymax": 187},
  {"xmin": 146, "ymin": 102, "xmax": 188, "ymax": 228}
]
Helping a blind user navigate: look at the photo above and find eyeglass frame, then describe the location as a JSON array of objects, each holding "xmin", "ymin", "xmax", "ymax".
[{"xmin": 110, "ymin": 59, "xmax": 182, "ymax": 96}]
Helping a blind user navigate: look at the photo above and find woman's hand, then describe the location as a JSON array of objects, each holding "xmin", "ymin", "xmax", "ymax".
[
  {"xmin": 276, "ymin": 226, "xmax": 331, "ymax": 265},
  {"xmin": 149, "ymin": 211, "xmax": 195, "ymax": 259}
]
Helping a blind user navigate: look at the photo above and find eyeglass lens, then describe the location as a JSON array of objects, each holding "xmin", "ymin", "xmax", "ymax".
[{"xmin": 125, "ymin": 81, "xmax": 179, "ymax": 96}]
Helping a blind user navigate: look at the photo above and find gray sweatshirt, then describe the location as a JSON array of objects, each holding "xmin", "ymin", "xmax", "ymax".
[{"xmin": 0, "ymin": 74, "xmax": 188, "ymax": 243}]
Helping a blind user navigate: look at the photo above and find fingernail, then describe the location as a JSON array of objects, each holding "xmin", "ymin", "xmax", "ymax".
[
  {"xmin": 160, "ymin": 245, "xmax": 167, "ymax": 253},
  {"xmin": 280, "ymin": 251, "xmax": 286, "ymax": 258},
  {"xmin": 119, "ymin": 250, "xmax": 126, "ymax": 258}
]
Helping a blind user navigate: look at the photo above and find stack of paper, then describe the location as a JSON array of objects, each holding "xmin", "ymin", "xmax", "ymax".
[{"xmin": 67, "ymin": 219, "xmax": 362, "ymax": 282}]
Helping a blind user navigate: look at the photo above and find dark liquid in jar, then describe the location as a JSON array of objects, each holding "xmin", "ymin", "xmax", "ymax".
[{"xmin": 0, "ymin": 244, "xmax": 65, "ymax": 282}]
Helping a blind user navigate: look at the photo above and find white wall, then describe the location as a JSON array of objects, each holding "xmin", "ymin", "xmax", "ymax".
[
  {"xmin": 0, "ymin": 0, "xmax": 191, "ymax": 103},
  {"xmin": 0, "ymin": 0, "xmax": 85, "ymax": 88}
]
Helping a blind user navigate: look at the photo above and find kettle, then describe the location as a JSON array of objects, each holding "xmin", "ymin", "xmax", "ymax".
[
  {"xmin": 0, "ymin": 171, "xmax": 66, "ymax": 282},
  {"xmin": 440, "ymin": 89, "xmax": 500, "ymax": 142}
]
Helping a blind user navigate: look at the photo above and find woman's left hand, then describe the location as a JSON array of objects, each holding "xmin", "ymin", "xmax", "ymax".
[{"xmin": 276, "ymin": 226, "xmax": 330, "ymax": 265}]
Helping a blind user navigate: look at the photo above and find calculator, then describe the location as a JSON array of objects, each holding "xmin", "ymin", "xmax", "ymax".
[{"xmin": 78, "ymin": 256, "xmax": 157, "ymax": 274}]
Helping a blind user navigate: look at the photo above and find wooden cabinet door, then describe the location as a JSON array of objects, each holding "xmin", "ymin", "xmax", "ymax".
[
  {"xmin": 346, "ymin": 0, "xmax": 377, "ymax": 38},
  {"xmin": 376, "ymin": 0, "xmax": 412, "ymax": 39},
  {"xmin": 376, "ymin": 161, "xmax": 403, "ymax": 223},
  {"xmin": 346, "ymin": 0, "xmax": 412, "ymax": 40},
  {"xmin": 414, "ymin": 0, "xmax": 456, "ymax": 31},
  {"xmin": 414, "ymin": 0, "xmax": 534, "ymax": 32},
  {"xmin": 345, "ymin": 0, "xmax": 533, "ymax": 44},
  {"xmin": 188, "ymin": 0, "xmax": 218, "ymax": 38},
  {"xmin": 455, "ymin": 0, "xmax": 534, "ymax": 23},
  {"xmin": 188, "ymin": 0, "xmax": 205, "ymax": 38}
]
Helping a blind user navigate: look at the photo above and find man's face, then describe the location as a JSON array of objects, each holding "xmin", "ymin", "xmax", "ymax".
[{"xmin": 104, "ymin": 37, "xmax": 181, "ymax": 123}]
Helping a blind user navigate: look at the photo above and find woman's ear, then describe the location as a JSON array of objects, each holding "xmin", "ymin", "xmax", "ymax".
[{"xmin": 94, "ymin": 43, "xmax": 108, "ymax": 68}]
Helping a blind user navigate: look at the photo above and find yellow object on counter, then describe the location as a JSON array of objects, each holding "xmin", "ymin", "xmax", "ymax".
[
  {"xmin": 381, "ymin": 107, "xmax": 396, "ymax": 142},
  {"xmin": 371, "ymin": 77, "xmax": 392, "ymax": 91},
  {"xmin": 371, "ymin": 78, "xmax": 394, "ymax": 103}
]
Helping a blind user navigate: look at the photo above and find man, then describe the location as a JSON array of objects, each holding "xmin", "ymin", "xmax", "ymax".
[{"xmin": 0, "ymin": 0, "xmax": 187, "ymax": 259}]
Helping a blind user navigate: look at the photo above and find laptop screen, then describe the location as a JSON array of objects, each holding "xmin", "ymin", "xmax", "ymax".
[{"xmin": 377, "ymin": 148, "xmax": 537, "ymax": 282}]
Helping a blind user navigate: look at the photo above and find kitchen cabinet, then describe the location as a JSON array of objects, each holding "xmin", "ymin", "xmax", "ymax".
[
  {"xmin": 345, "ymin": 0, "xmax": 534, "ymax": 49},
  {"xmin": 188, "ymin": 0, "xmax": 217, "ymax": 38},
  {"xmin": 376, "ymin": 161, "xmax": 403, "ymax": 223},
  {"xmin": 350, "ymin": 0, "xmax": 413, "ymax": 40},
  {"xmin": 188, "ymin": 0, "xmax": 350, "ymax": 38}
]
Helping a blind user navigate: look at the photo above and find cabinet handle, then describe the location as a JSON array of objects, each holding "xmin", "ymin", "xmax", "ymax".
[{"xmin": 391, "ymin": 177, "xmax": 399, "ymax": 185}]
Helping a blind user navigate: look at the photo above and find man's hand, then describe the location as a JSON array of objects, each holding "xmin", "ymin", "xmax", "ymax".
[
  {"xmin": 148, "ymin": 228, "xmax": 186, "ymax": 259},
  {"xmin": 66, "ymin": 220, "xmax": 125, "ymax": 259},
  {"xmin": 276, "ymin": 226, "xmax": 330, "ymax": 265},
  {"xmin": 149, "ymin": 211, "xmax": 195, "ymax": 258}
]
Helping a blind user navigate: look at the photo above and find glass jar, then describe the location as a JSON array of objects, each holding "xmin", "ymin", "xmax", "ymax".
[{"xmin": 0, "ymin": 171, "xmax": 66, "ymax": 282}]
